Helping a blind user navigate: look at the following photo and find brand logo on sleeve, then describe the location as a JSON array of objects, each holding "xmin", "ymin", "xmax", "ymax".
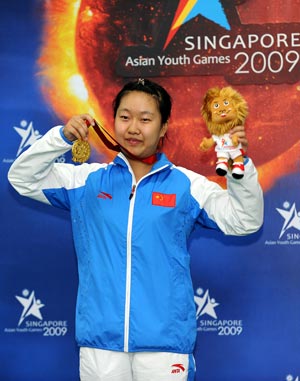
[{"xmin": 97, "ymin": 191, "xmax": 113, "ymax": 200}]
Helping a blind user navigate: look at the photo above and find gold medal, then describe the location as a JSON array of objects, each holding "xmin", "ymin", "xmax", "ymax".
[{"xmin": 72, "ymin": 139, "xmax": 91, "ymax": 163}]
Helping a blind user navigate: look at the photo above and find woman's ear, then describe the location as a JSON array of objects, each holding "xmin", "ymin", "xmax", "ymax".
[{"xmin": 160, "ymin": 121, "xmax": 168, "ymax": 138}]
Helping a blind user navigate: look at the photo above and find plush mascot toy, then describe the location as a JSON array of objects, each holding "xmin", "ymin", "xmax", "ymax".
[{"xmin": 200, "ymin": 86, "xmax": 248, "ymax": 179}]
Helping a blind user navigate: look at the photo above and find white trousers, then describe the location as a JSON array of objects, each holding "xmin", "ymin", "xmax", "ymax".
[{"xmin": 80, "ymin": 347, "xmax": 195, "ymax": 381}]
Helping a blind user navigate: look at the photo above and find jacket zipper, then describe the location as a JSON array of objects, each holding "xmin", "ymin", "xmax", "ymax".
[
  {"xmin": 124, "ymin": 182, "xmax": 136, "ymax": 352},
  {"xmin": 129, "ymin": 184, "xmax": 136, "ymax": 200},
  {"xmin": 123, "ymin": 164, "xmax": 169, "ymax": 351}
]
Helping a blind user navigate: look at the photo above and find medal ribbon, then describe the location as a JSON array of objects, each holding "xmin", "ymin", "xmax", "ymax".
[{"xmin": 91, "ymin": 119, "xmax": 157, "ymax": 164}]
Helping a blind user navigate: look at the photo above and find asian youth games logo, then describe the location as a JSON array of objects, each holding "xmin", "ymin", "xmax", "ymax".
[
  {"xmin": 265, "ymin": 201, "xmax": 300, "ymax": 246},
  {"xmin": 2, "ymin": 120, "xmax": 42, "ymax": 164},
  {"xmin": 286, "ymin": 376, "xmax": 300, "ymax": 381},
  {"xmin": 117, "ymin": 0, "xmax": 300, "ymax": 85},
  {"xmin": 163, "ymin": 0, "xmax": 230, "ymax": 50},
  {"xmin": 14, "ymin": 120, "xmax": 42, "ymax": 157},
  {"xmin": 277, "ymin": 202, "xmax": 300, "ymax": 239},
  {"xmin": 2, "ymin": 119, "xmax": 66, "ymax": 164},
  {"xmin": 194, "ymin": 287, "xmax": 243, "ymax": 336},
  {"xmin": 194, "ymin": 287, "xmax": 219, "ymax": 320},
  {"xmin": 3, "ymin": 289, "xmax": 68, "ymax": 337},
  {"xmin": 16, "ymin": 289, "xmax": 45, "ymax": 326}
]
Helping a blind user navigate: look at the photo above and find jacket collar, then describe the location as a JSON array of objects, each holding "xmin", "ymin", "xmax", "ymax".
[{"xmin": 114, "ymin": 152, "xmax": 172, "ymax": 172}]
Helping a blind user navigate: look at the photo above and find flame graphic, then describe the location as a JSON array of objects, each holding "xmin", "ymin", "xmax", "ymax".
[{"xmin": 37, "ymin": 0, "xmax": 111, "ymax": 157}]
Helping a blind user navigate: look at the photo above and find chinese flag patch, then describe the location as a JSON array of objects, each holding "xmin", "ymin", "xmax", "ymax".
[{"xmin": 152, "ymin": 192, "xmax": 176, "ymax": 207}]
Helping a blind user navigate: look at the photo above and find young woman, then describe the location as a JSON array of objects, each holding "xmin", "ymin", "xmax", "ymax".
[{"xmin": 8, "ymin": 79, "xmax": 263, "ymax": 381}]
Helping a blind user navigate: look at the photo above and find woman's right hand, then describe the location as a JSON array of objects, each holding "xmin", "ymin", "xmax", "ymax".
[{"xmin": 63, "ymin": 114, "xmax": 95, "ymax": 142}]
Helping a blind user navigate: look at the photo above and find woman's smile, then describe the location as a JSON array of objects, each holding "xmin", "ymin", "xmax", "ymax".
[
  {"xmin": 126, "ymin": 138, "xmax": 142, "ymax": 146},
  {"xmin": 114, "ymin": 91, "xmax": 167, "ymax": 160}
]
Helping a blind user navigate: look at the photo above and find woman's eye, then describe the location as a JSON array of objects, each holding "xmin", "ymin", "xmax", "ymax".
[
  {"xmin": 142, "ymin": 118, "xmax": 151, "ymax": 122},
  {"xmin": 213, "ymin": 103, "xmax": 219, "ymax": 109},
  {"xmin": 224, "ymin": 100, "xmax": 229, "ymax": 106},
  {"xmin": 120, "ymin": 115, "xmax": 129, "ymax": 120}
]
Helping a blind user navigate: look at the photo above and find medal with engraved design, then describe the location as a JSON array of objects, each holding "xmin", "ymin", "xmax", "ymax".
[{"xmin": 72, "ymin": 139, "xmax": 91, "ymax": 163}]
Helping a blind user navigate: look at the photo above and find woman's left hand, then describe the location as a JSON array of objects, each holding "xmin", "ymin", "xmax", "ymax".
[{"xmin": 230, "ymin": 125, "xmax": 248, "ymax": 152}]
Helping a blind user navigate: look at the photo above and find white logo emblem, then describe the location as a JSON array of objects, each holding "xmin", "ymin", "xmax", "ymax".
[
  {"xmin": 287, "ymin": 375, "xmax": 299, "ymax": 381},
  {"xmin": 4, "ymin": 289, "xmax": 68, "ymax": 336},
  {"xmin": 15, "ymin": 289, "xmax": 45, "ymax": 326},
  {"xmin": 276, "ymin": 201, "xmax": 300, "ymax": 239},
  {"xmin": 194, "ymin": 287, "xmax": 219, "ymax": 319},
  {"xmin": 14, "ymin": 120, "xmax": 42, "ymax": 156},
  {"xmin": 194, "ymin": 286, "xmax": 243, "ymax": 336}
]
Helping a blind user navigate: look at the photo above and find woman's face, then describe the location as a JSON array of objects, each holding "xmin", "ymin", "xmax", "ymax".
[{"xmin": 114, "ymin": 91, "xmax": 168, "ymax": 159}]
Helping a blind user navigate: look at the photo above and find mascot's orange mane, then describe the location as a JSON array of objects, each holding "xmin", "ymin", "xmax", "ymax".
[{"xmin": 201, "ymin": 86, "xmax": 248, "ymax": 136}]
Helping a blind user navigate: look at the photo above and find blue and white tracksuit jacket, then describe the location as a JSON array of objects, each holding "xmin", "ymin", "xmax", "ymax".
[{"xmin": 8, "ymin": 126, "xmax": 263, "ymax": 354}]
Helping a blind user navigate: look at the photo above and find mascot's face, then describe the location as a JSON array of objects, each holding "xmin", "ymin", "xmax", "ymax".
[
  {"xmin": 210, "ymin": 96, "xmax": 237, "ymax": 124},
  {"xmin": 201, "ymin": 86, "xmax": 248, "ymax": 136}
]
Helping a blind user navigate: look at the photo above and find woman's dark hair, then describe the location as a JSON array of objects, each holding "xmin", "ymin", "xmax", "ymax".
[{"xmin": 112, "ymin": 78, "xmax": 172, "ymax": 125}]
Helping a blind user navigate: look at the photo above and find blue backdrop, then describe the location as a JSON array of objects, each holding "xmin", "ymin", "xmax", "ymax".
[{"xmin": 1, "ymin": 1, "xmax": 300, "ymax": 380}]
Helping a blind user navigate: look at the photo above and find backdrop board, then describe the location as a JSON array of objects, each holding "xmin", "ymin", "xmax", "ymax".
[{"xmin": 1, "ymin": 1, "xmax": 300, "ymax": 380}]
